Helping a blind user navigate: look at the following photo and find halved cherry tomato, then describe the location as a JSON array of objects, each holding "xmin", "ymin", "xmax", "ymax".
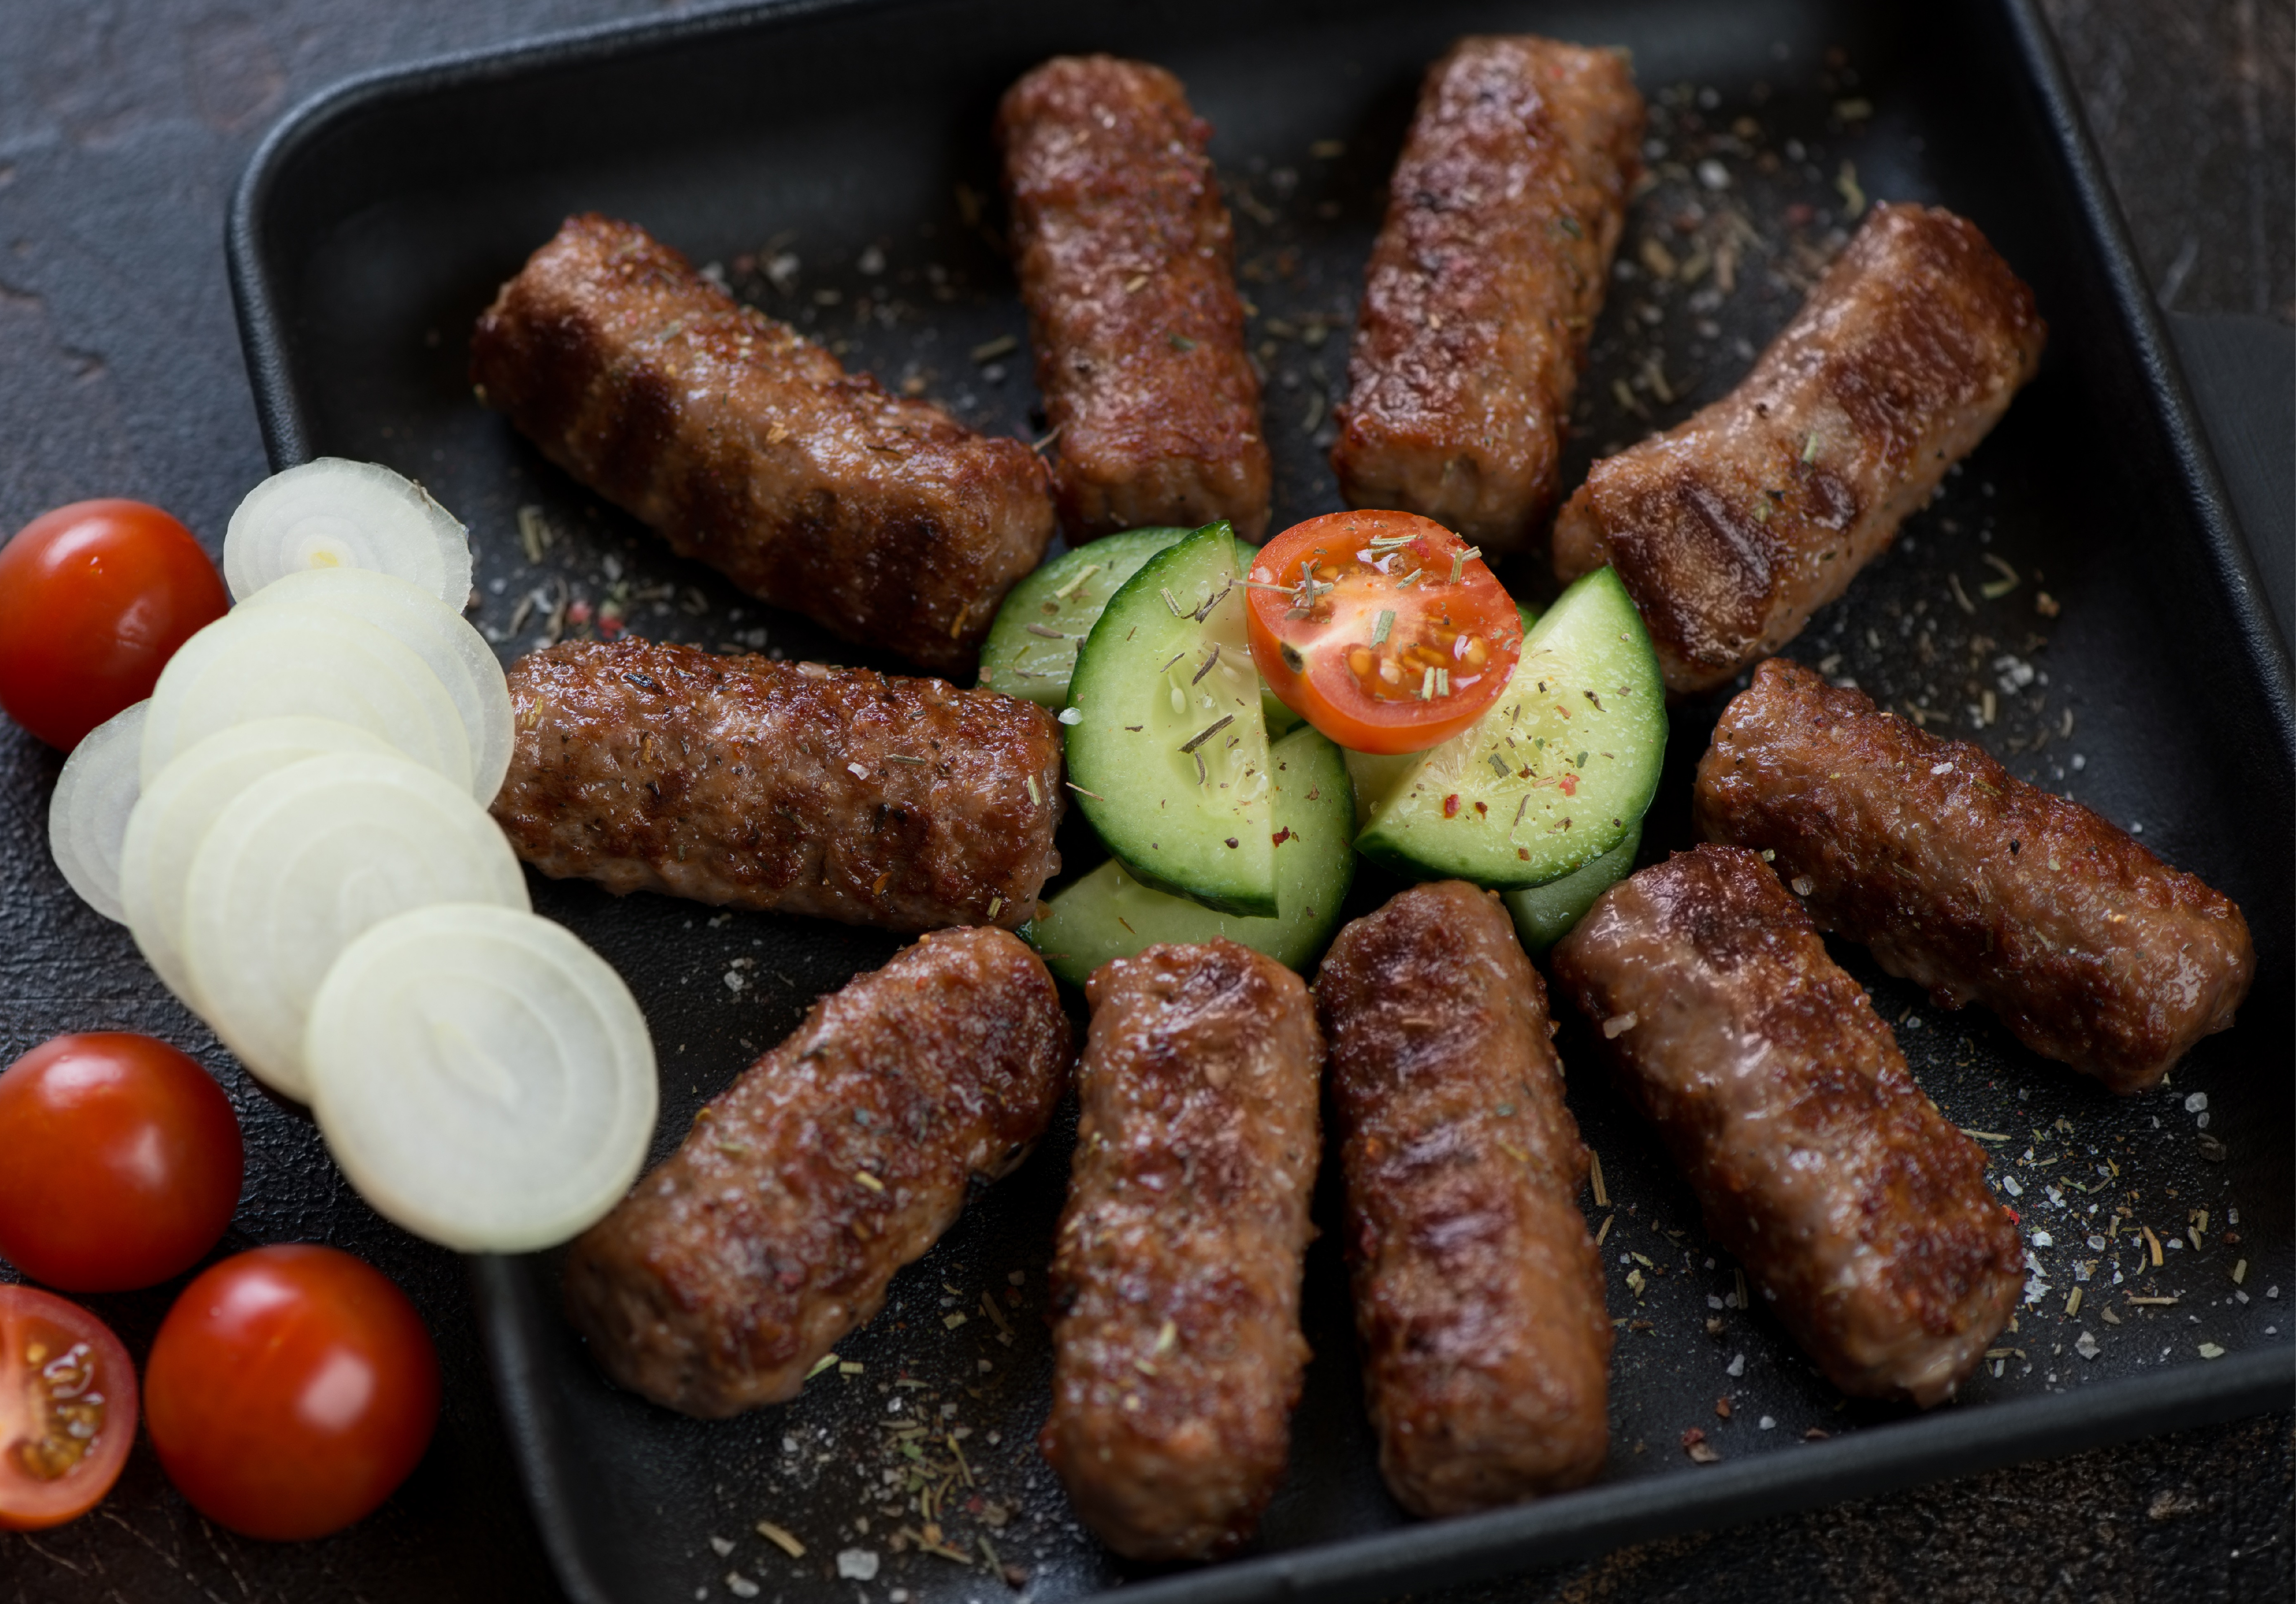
[
  {"xmin": 0, "ymin": 1033, "xmax": 243, "ymax": 1293},
  {"xmin": 0, "ymin": 499, "xmax": 228, "ymax": 750},
  {"xmin": 0, "ymin": 1284, "xmax": 138, "ymax": 1530},
  {"xmin": 1245, "ymin": 510, "xmax": 1524, "ymax": 754},
  {"xmin": 145, "ymin": 1244, "xmax": 439, "ymax": 1542}
]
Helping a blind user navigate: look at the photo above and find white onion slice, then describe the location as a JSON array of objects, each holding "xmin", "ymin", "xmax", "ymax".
[
  {"xmin": 121, "ymin": 716, "xmax": 398, "ymax": 1010},
  {"xmin": 307, "ymin": 904, "xmax": 658, "ymax": 1252},
  {"xmin": 47, "ymin": 701, "xmax": 149, "ymax": 922},
  {"xmin": 225, "ymin": 458, "xmax": 473, "ymax": 609},
  {"xmin": 141, "ymin": 606, "xmax": 473, "ymax": 793},
  {"xmin": 239, "ymin": 567, "xmax": 514, "ymax": 802},
  {"xmin": 182, "ymin": 752, "xmax": 530, "ymax": 1100}
]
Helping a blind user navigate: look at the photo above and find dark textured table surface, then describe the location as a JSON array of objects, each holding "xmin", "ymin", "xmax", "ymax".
[{"xmin": 0, "ymin": 2, "xmax": 2289, "ymax": 1601}]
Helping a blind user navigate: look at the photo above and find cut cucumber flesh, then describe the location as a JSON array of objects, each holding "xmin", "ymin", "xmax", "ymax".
[
  {"xmin": 1347, "ymin": 600, "xmax": 1539, "ymax": 829},
  {"xmin": 1027, "ymin": 724, "xmax": 1353, "ymax": 985},
  {"xmin": 1353, "ymin": 566, "xmax": 1664, "ymax": 888},
  {"xmin": 1063, "ymin": 522, "xmax": 1277, "ymax": 917},
  {"xmin": 1504, "ymin": 818, "xmax": 1639, "ymax": 955},
  {"xmin": 977, "ymin": 528, "xmax": 1193, "ymax": 706}
]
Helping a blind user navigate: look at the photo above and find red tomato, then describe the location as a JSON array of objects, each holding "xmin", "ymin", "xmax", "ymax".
[
  {"xmin": 1246, "ymin": 510, "xmax": 1524, "ymax": 754},
  {"xmin": 0, "ymin": 499, "xmax": 229, "ymax": 750},
  {"xmin": 145, "ymin": 1245, "xmax": 439, "ymax": 1541},
  {"xmin": 0, "ymin": 1033, "xmax": 243, "ymax": 1293},
  {"xmin": 0, "ymin": 1285, "xmax": 138, "ymax": 1530}
]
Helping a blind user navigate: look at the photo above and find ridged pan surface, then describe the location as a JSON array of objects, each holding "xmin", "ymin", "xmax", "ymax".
[{"xmin": 229, "ymin": 0, "xmax": 2294, "ymax": 1599}]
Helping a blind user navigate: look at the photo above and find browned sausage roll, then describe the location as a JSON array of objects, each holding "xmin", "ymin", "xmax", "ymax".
[
  {"xmin": 1550, "ymin": 845, "xmax": 2023, "ymax": 1406},
  {"xmin": 1314, "ymin": 882, "xmax": 1610, "ymax": 1517},
  {"xmin": 470, "ymin": 214, "xmax": 1056, "ymax": 676},
  {"xmin": 492, "ymin": 637, "xmax": 1063, "ymax": 934},
  {"xmin": 563, "ymin": 926, "xmax": 1070, "ymax": 1418},
  {"xmin": 1039, "ymin": 940, "xmax": 1323, "ymax": 1561},
  {"xmin": 1553, "ymin": 203, "xmax": 2046, "ymax": 694},
  {"xmin": 1331, "ymin": 36, "xmax": 1642, "ymax": 552},
  {"xmin": 997, "ymin": 57, "xmax": 1272, "ymax": 541},
  {"xmin": 1694, "ymin": 658, "xmax": 2255, "ymax": 1093}
]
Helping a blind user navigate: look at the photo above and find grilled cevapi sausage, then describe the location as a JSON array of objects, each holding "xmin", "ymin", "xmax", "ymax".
[
  {"xmin": 1039, "ymin": 940, "xmax": 1323, "ymax": 1562},
  {"xmin": 1553, "ymin": 203, "xmax": 2045, "ymax": 694},
  {"xmin": 471, "ymin": 214, "xmax": 1056, "ymax": 676},
  {"xmin": 1694, "ymin": 658, "xmax": 2255, "ymax": 1093},
  {"xmin": 492, "ymin": 637, "xmax": 1063, "ymax": 934},
  {"xmin": 997, "ymin": 56, "xmax": 1272, "ymax": 541},
  {"xmin": 1314, "ymin": 882, "xmax": 1610, "ymax": 1517},
  {"xmin": 1331, "ymin": 35, "xmax": 1643, "ymax": 553},
  {"xmin": 564, "ymin": 926, "xmax": 1070, "ymax": 1418},
  {"xmin": 1550, "ymin": 845, "xmax": 2023, "ymax": 1406}
]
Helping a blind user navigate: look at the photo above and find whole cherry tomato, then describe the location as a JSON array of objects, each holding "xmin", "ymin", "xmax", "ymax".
[
  {"xmin": 0, "ymin": 1285, "xmax": 138, "ymax": 1530},
  {"xmin": 0, "ymin": 499, "xmax": 228, "ymax": 750},
  {"xmin": 0, "ymin": 1033, "xmax": 243, "ymax": 1292},
  {"xmin": 1245, "ymin": 510, "xmax": 1524, "ymax": 755},
  {"xmin": 144, "ymin": 1244, "xmax": 439, "ymax": 1541}
]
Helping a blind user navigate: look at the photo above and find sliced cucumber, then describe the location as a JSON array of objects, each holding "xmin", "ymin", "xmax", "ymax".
[
  {"xmin": 977, "ymin": 527, "xmax": 1193, "ymax": 706},
  {"xmin": 1503, "ymin": 818, "xmax": 1640, "ymax": 955},
  {"xmin": 1027, "ymin": 725, "xmax": 1353, "ymax": 985},
  {"xmin": 1353, "ymin": 567, "xmax": 1663, "ymax": 888},
  {"xmin": 1347, "ymin": 600, "xmax": 1541, "ymax": 828},
  {"xmin": 1064, "ymin": 522, "xmax": 1277, "ymax": 917}
]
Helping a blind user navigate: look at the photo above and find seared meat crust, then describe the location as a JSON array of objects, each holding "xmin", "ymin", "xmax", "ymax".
[
  {"xmin": 998, "ymin": 57, "xmax": 1272, "ymax": 541},
  {"xmin": 492, "ymin": 638, "xmax": 1063, "ymax": 933},
  {"xmin": 1694, "ymin": 658, "xmax": 2254, "ymax": 1093},
  {"xmin": 1040, "ymin": 941, "xmax": 1322, "ymax": 1562},
  {"xmin": 470, "ymin": 214, "xmax": 1055, "ymax": 676},
  {"xmin": 1331, "ymin": 36, "xmax": 1642, "ymax": 552},
  {"xmin": 1314, "ymin": 882, "xmax": 1610, "ymax": 1517},
  {"xmin": 563, "ymin": 926, "xmax": 1070, "ymax": 1418},
  {"xmin": 1550, "ymin": 845, "xmax": 2023, "ymax": 1407},
  {"xmin": 1553, "ymin": 203, "xmax": 2045, "ymax": 693}
]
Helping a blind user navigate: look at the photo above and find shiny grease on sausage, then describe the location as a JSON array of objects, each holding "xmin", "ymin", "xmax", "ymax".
[
  {"xmin": 563, "ymin": 926, "xmax": 1070, "ymax": 1418},
  {"xmin": 1039, "ymin": 940, "xmax": 1322, "ymax": 1561},
  {"xmin": 1694, "ymin": 658, "xmax": 2254, "ymax": 1092},
  {"xmin": 470, "ymin": 214, "xmax": 1055, "ymax": 676},
  {"xmin": 997, "ymin": 56, "xmax": 1271, "ymax": 541},
  {"xmin": 1315, "ymin": 882, "xmax": 1609, "ymax": 1516},
  {"xmin": 1332, "ymin": 35, "xmax": 1643, "ymax": 553},
  {"xmin": 492, "ymin": 637, "xmax": 1063, "ymax": 934},
  {"xmin": 1553, "ymin": 203, "xmax": 2045, "ymax": 693},
  {"xmin": 1550, "ymin": 845, "xmax": 2023, "ymax": 1406}
]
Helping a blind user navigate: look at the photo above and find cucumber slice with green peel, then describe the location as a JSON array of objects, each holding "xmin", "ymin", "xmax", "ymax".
[
  {"xmin": 1353, "ymin": 566, "xmax": 1664, "ymax": 888},
  {"xmin": 1503, "ymin": 818, "xmax": 1639, "ymax": 954},
  {"xmin": 1063, "ymin": 522, "xmax": 1277, "ymax": 917},
  {"xmin": 1027, "ymin": 725, "xmax": 1354, "ymax": 985},
  {"xmin": 977, "ymin": 527, "xmax": 1193, "ymax": 706},
  {"xmin": 1345, "ymin": 599, "xmax": 1540, "ymax": 827}
]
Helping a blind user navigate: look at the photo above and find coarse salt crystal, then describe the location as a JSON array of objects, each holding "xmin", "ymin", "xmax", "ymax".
[
  {"xmin": 2073, "ymin": 1331, "xmax": 2099, "ymax": 1360},
  {"xmin": 847, "ymin": 762, "xmax": 869, "ymax": 779},
  {"xmin": 2031, "ymin": 1231, "xmax": 2054, "ymax": 1248},
  {"xmin": 1758, "ymin": 1416, "xmax": 1777, "ymax": 1431},
  {"xmin": 1697, "ymin": 158, "xmax": 1730, "ymax": 189},
  {"xmin": 726, "ymin": 1576, "xmax": 759, "ymax": 1600},
  {"xmin": 2183, "ymin": 1092, "xmax": 2208, "ymax": 1114},
  {"xmin": 2198, "ymin": 1343, "xmax": 2225, "ymax": 1359},
  {"xmin": 1707, "ymin": 1294, "xmax": 1724, "ymax": 1310},
  {"xmin": 836, "ymin": 1549, "xmax": 881, "ymax": 1581},
  {"xmin": 1726, "ymin": 1353, "xmax": 1746, "ymax": 1377},
  {"xmin": 710, "ymin": 1536, "xmax": 735, "ymax": 1557},
  {"xmin": 2001, "ymin": 1175, "xmax": 2023, "ymax": 1197},
  {"xmin": 1930, "ymin": 762, "xmax": 1954, "ymax": 775}
]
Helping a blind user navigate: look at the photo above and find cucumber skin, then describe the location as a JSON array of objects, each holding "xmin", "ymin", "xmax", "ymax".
[
  {"xmin": 1502, "ymin": 818, "xmax": 1639, "ymax": 954},
  {"xmin": 1064, "ymin": 522, "xmax": 1278, "ymax": 917},
  {"xmin": 1026, "ymin": 726, "xmax": 1354, "ymax": 985},
  {"xmin": 976, "ymin": 527, "xmax": 1194, "ymax": 707},
  {"xmin": 1353, "ymin": 567, "xmax": 1665, "ymax": 889}
]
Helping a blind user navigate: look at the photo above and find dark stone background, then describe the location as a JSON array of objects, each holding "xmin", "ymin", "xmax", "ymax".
[{"xmin": 0, "ymin": 1, "xmax": 2287, "ymax": 1600}]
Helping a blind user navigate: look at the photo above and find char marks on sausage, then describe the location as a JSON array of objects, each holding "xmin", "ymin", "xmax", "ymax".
[
  {"xmin": 564, "ymin": 926, "xmax": 1071, "ymax": 1418},
  {"xmin": 492, "ymin": 637, "xmax": 1063, "ymax": 933},
  {"xmin": 1332, "ymin": 35, "xmax": 1643, "ymax": 552},
  {"xmin": 1039, "ymin": 940, "xmax": 1322, "ymax": 1562},
  {"xmin": 1694, "ymin": 657, "xmax": 2253, "ymax": 1092},
  {"xmin": 1550, "ymin": 845, "xmax": 2024, "ymax": 1406},
  {"xmin": 1553, "ymin": 203, "xmax": 2044, "ymax": 693},
  {"xmin": 998, "ymin": 56, "xmax": 1272, "ymax": 541},
  {"xmin": 471, "ymin": 214, "xmax": 1055, "ymax": 676},
  {"xmin": 1315, "ymin": 882, "xmax": 1609, "ymax": 1517}
]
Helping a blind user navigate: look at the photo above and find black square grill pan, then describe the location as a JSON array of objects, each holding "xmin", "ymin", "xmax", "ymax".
[{"xmin": 226, "ymin": 1, "xmax": 2295, "ymax": 1599}]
